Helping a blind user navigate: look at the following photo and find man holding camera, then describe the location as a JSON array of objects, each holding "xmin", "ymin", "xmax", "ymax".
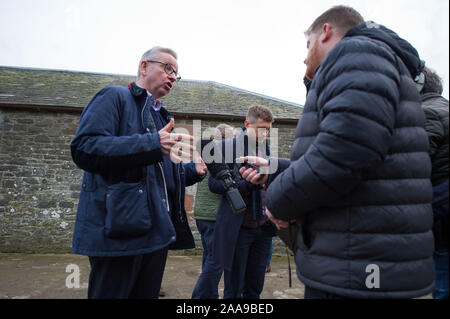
[{"xmin": 209, "ymin": 105, "xmax": 277, "ymax": 299}]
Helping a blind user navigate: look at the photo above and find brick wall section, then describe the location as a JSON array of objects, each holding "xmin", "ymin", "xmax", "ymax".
[
  {"xmin": 0, "ymin": 118, "xmax": 2, "ymax": 187},
  {"xmin": 0, "ymin": 109, "xmax": 81, "ymax": 253},
  {"xmin": 0, "ymin": 111, "xmax": 297, "ymax": 255}
]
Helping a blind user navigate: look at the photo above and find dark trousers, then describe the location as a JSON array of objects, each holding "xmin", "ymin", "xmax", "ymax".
[
  {"xmin": 192, "ymin": 220, "xmax": 223, "ymax": 299},
  {"xmin": 224, "ymin": 227, "xmax": 272, "ymax": 299},
  {"xmin": 432, "ymin": 180, "xmax": 449, "ymax": 299},
  {"xmin": 304, "ymin": 286, "xmax": 350, "ymax": 299},
  {"xmin": 88, "ymin": 247, "xmax": 169, "ymax": 299}
]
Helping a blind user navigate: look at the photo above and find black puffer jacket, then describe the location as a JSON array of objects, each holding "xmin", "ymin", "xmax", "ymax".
[
  {"xmin": 421, "ymin": 93, "xmax": 449, "ymax": 186},
  {"xmin": 266, "ymin": 22, "xmax": 435, "ymax": 298}
]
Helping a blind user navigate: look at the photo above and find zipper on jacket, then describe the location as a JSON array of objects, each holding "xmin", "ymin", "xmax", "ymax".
[
  {"xmin": 177, "ymin": 164, "xmax": 184, "ymax": 223},
  {"xmin": 159, "ymin": 162, "xmax": 170, "ymax": 213},
  {"xmin": 141, "ymin": 96, "xmax": 149, "ymax": 131},
  {"xmin": 141, "ymin": 95, "xmax": 170, "ymax": 213}
]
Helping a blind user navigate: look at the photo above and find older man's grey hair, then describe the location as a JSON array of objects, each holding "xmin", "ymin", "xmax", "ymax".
[
  {"xmin": 421, "ymin": 66, "xmax": 444, "ymax": 95},
  {"xmin": 137, "ymin": 46, "xmax": 178, "ymax": 78}
]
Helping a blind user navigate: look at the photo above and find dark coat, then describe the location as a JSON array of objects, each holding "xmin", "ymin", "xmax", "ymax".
[
  {"xmin": 421, "ymin": 93, "xmax": 449, "ymax": 187},
  {"xmin": 265, "ymin": 22, "xmax": 435, "ymax": 298},
  {"xmin": 421, "ymin": 93, "xmax": 449, "ymax": 250},
  {"xmin": 70, "ymin": 83, "xmax": 203, "ymax": 256},
  {"xmin": 209, "ymin": 134, "xmax": 275, "ymax": 271}
]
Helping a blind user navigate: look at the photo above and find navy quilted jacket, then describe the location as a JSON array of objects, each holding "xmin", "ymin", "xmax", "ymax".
[
  {"xmin": 70, "ymin": 83, "xmax": 203, "ymax": 256},
  {"xmin": 266, "ymin": 22, "xmax": 435, "ymax": 298}
]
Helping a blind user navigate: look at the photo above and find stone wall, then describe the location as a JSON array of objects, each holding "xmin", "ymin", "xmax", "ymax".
[
  {"xmin": 0, "ymin": 109, "xmax": 297, "ymax": 255},
  {"xmin": 0, "ymin": 109, "xmax": 80, "ymax": 253}
]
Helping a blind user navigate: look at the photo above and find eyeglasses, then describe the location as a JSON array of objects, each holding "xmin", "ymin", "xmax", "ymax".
[
  {"xmin": 248, "ymin": 124, "xmax": 271, "ymax": 134},
  {"xmin": 146, "ymin": 60, "xmax": 181, "ymax": 81}
]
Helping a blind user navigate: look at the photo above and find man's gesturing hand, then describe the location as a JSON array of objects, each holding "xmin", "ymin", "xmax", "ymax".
[
  {"xmin": 194, "ymin": 151, "xmax": 208, "ymax": 175},
  {"xmin": 158, "ymin": 118, "xmax": 195, "ymax": 163}
]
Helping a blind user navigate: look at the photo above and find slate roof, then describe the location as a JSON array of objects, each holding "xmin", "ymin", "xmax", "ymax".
[{"xmin": 0, "ymin": 66, "xmax": 302, "ymax": 121}]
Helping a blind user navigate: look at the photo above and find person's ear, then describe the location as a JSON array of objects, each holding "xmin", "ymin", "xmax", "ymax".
[
  {"xmin": 320, "ymin": 23, "xmax": 333, "ymax": 43},
  {"xmin": 244, "ymin": 120, "xmax": 250, "ymax": 128},
  {"xmin": 140, "ymin": 60, "xmax": 148, "ymax": 76}
]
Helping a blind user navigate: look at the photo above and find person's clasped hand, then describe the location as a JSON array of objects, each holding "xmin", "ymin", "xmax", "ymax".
[{"xmin": 265, "ymin": 208, "xmax": 290, "ymax": 230}]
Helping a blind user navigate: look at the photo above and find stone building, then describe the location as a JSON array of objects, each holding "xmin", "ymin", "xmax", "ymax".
[{"xmin": 0, "ymin": 66, "xmax": 302, "ymax": 254}]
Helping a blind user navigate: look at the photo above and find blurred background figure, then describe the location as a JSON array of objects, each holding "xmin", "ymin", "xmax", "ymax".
[
  {"xmin": 191, "ymin": 123, "xmax": 234, "ymax": 299},
  {"xmin": 418, "ymin": 66, "xmax": 449, "ymax": 300}
]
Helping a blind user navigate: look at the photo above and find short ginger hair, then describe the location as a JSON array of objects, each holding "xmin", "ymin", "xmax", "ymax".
[
  {"xmin": 246, "ymin": 105, "xmax": 274, "ymax": 123},
  {"xmin": 305, "ymin": 5, "xmax": 364, "ymax": 37}
]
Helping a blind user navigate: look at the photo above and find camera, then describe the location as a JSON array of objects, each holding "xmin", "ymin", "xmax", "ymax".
[
  {"xmin": 235, "ymin": 158, "xmax": 261, "ymax": 172},
  {"xmin": 200, "ymin": 139, "xmax": 247, "ymax": 214}
]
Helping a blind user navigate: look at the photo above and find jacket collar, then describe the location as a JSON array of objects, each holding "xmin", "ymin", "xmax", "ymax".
[
  {"xmin": 128, "ymin": 82, "xmax": 166, "ymax": 110},
  {"xmin": 128, "ymin": 82, "xmax": 173, "ymax": 130},
  {"xmin": 421, "ymin": 92, "xmax": 444, "ymax": 103},
  {"xmin": 128, "ymin": 82, "xmax": 147, "ymax": 98}
]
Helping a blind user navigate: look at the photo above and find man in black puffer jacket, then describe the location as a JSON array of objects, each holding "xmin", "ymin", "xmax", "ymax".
[
  {"xmin": 240, "ymin": 6, "xmax": 434, "ymax": 299},
  {"xmin": 418, "ymin": 67, "xmax": 449, "ymax": 299}
]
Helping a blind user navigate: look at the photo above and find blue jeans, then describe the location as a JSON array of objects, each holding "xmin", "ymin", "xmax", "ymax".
[
  {"xmin": 433, "ymin": 248, "xmax": 449, "ymax": 299},
  {"xmin": 192, "ymin": 220, "xmax": 223, "ymax": 299},
  {"xmin": 224, "ymin": 227, "xmax": 272, "ymax": 299},
  {"xmin": 267, "ymin": 240, "xmax": 274, "ymax": 264},
  {"xmin": 431, "ymin": 180, "xmax": 449, "ymax": 299}
]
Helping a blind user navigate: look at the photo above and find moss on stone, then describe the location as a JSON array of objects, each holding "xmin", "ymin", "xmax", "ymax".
[{"xmin": 1, "ymin": 67, "xmax": 302, "ymax": 120}]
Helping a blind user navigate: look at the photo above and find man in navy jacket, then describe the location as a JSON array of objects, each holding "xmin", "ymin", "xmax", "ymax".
[
  {"xmin": 209, "ymin": 105, "xmax": 277, "ymax": 299},
  {"xmin": 240, "ymin": 6, "xmax": 435, "ymax": 299},
  {"xmin": 70, "ymin": 47, "xmax": 207, "ymax": 299}
]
